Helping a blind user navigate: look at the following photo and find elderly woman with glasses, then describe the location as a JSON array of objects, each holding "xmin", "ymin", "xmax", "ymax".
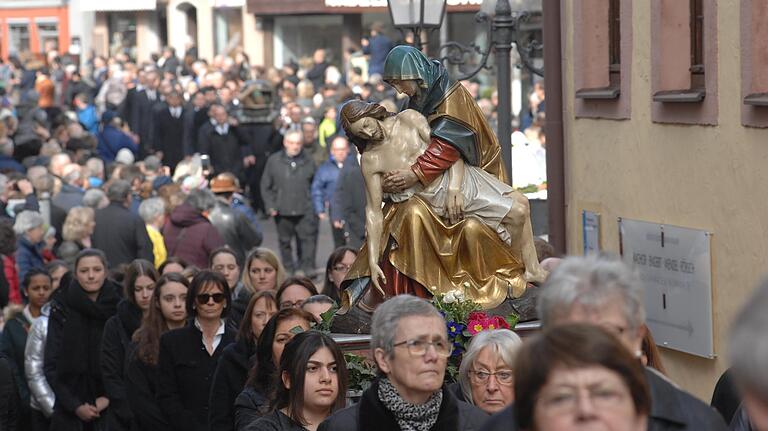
[
  {"xmin": 457, "ymin": 329, "xmax": 522, "ymax": 415},
  {"xmin": 320, "ymin": 294, "xmax": 488, "ymax": 431}
]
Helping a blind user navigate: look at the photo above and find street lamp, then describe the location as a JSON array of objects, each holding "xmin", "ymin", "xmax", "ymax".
[{"xmin": 387, "ymin": 0, "xmax": 447, "ymax": 48}]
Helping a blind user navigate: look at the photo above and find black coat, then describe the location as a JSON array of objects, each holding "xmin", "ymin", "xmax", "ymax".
[
  {"xmin": 479, "ymin": 368, "xmax": 728, "ymax": 431},
  {"xmin": 209, "ymin": 337, "xmax": 256, "ymax": 431},
  {"xmin": 0, "ymin": 355, "xmax": 19, "ymax": 431},
  {"xmin": 158, "ymin": 323, "xmax": 236, "ymax": 431},
  {"xmin": 0, "ymin": 308, "xmax": 31, "ymax": 408},
  {"xmin": 711, "ymin": 368, "xmax": 740, "ymax": 426},
  {"xmin": 44, "ymin": 279, "xmax": 121, "ymax": 431},
  {"xmin": 92, "ymin": 202, "xmax": 154, "ymax": 268},
  {"xmin": 260, "ymin": 150, "xmax": 316, "ymax": 217},
  {"xmin": 234, "ymin": 386, "xmax": 269, "ymax": 431},
  {"xmin": 245, "ymin": 410, "xmax": 308, "ymax": 431},
  {"xmin": 209, "ymin": 201, "xmax": 263, "ymax": 265},
  {"xmin": 101, "ymin": 300, "xmax": 143, "ymax": 430},
  {"xmin": 152, "ymin": 104, "xmax": 192, "ymax": 170},
  {"xmin": 332, "ymin": 156, "xmax": 366, "ymax": 249},
  {"xmin": 126, "ymin": 352, "xmax": 171, "ymax": 431},
  {"xmin": 198, "ymin": 122, "xmax": 250, "ymax": 179},
  {"xmin": 130, "ymin": 89, "xmax": 162, "ymax": 156},
  {"xmin": 319, "ymin": 379, "xmax": 488, "ymax": 431}
]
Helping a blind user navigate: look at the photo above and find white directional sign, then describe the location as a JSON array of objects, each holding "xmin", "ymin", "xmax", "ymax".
[{"xmin": 618, "ymin": 218, "xmax": 714, "ymax": 359}]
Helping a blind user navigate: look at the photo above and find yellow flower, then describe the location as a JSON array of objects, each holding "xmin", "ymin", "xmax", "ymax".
[{"xmin": 473, "ymin": 324, "xmax": 484, "ymax": 332}]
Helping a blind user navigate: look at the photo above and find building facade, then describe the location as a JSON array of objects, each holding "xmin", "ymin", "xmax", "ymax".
[
  {"xmin": 559, "ymin": 0, "xmax": 768, "ymax": 400},
  {"xmin": 0, "ymin": 0, "xmax": 70, "ymax": 61}
]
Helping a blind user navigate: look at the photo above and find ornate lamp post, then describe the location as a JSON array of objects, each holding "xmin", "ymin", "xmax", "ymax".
[
  {"xmin": 387, "ymin": 0, "xmax": 543, "ymax": 183},
  {"xmin": 387, "ymin": 0, "xmax": 447, "ymax": 48}
]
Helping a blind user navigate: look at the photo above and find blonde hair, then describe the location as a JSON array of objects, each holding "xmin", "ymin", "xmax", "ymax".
[
  {"xmin": 62, "ymin": 206, "xmax": 95, "ymax": 242},
  {"xmin": 241, "ymin": 247, "xmax": 286, "ymax": 293}
]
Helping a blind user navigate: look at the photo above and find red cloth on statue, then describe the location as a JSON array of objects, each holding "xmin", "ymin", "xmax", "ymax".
[{"xmin": 410, "ymin": 137, "xmax": 461, "ymax": 186}]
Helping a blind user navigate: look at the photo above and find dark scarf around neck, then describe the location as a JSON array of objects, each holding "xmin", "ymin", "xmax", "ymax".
[{"xmin": 359, "ymin": 378, "xmax": 459, "ymax": 431}]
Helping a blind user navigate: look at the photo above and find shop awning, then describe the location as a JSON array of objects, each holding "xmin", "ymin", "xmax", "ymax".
[{"xmin": 79, "ymin": 0, "xmax": 156, "ymax": 11}]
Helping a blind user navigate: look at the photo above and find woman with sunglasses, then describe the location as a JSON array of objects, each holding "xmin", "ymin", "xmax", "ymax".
[
  {"xmin": 127, "ymin": 273, "xmax": 190, "ymax": 431},
  {"xmin": 249, "ymin": 331, "xmax": 349, "ymax": 431},
  {"xmin": 158, "ymin": 271, "xmax": 236, "ymax": 431},
  {"xmin": 276, "ymin": 277, "xmax": 318, "ymax": 310},
  {"xmin": 101, "ymin": 259, "xmax": 159, "ymax": 430},
  {"xmin": 321, "ymin": 246, "xmax": 357, "ymax": 304},
  {"xmin": 45, "ymin": 249, "xmax": 121, "ymax": 431},
  {"xmin": 235, "ymin": 308, "xmax": 314, "ymax": 430},
  {"xmin": 209, "ymin": 291, "xmax": 278, "ymax": 431}
]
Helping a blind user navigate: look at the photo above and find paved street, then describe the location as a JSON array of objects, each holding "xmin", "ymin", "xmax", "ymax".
[{"xmin": 258, "ymin": 213, "xmax": 338, "ymax": 280}]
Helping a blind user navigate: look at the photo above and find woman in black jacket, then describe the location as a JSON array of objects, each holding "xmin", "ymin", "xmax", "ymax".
[
  {"xmin": 248, "ymin": 331, "xmax": 349, "ymax": 431},
  {"xmin": 234, "ymin": 308, "xmax": 314, "ymax": 430},
  {"xmin": 100, "ymin": 259, "xmax": 159, "ymax": 430},
  {"xmin": 127, "ymin": 273, "xmax": 190, "ymax": 431},
  {"xmin": 44, "ymin": 249, "xmax": 121, "ymax": 431},
  {"xmin": 209, "ymin": 290, "xmax": 278, "ymax": 431},
  {"xmin": 158, "ymin": 270, "xmax": 236, "ymax": 431}
]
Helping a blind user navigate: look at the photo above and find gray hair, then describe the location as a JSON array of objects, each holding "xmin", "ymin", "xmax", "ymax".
[
  {"xmin": 283, "ymin": 129, "xmax": 302, "ymax": 143},
  {"xmin": 185, "ymin": 188, "xmax": 217, "ymax": 212},
  {"xmin": 730, "ymin": 278, "xmax": 768, "ymax": 399},
  {"xmin": 537, "ymin": 255, "xmax": 646, "ymax": 331},
  {"xmin": 371, "ymin": 294, "xmax": 444, "ymax": 357},
  {"xmin": 303, "ymin": 294, "xmax": 336, "ymax": 307},
  {"xmin": 458, "ymin": 329, "xmax": 523, "ymax": 404},
  {"xmin": 138, "ymin": 197, "xmax": 165, "ymax": 224},
  {"xmin": 13, "ymin": 211, "xmax": 45, "ymax": 235},
  {"xmin": 106, "ymin": 179, "xmax": 131, "ymax": 203},
  {"xmin": 82, "ymin": 188, "xmax": 107, "ymax": 209}
]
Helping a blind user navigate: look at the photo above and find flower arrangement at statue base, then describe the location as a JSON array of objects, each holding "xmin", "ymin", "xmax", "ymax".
[{"xmin": 432, "ymin": 283, "xmax": 519, "ymax": 381}]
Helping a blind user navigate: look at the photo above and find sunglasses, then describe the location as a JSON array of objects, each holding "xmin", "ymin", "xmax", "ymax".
[{"xmin": 196, "ymin": 293, "xmax": 226, "ymax": 304}]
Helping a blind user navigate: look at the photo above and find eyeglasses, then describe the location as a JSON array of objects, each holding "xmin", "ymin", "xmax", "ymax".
[
  {"xmin": 333, "ymin": 264, "xmax": 352, "ymax": 273},
  {"xmin": 393, "ymin": 339, "xmax": 452, "ymax": 358},
  {"xmin": 280, "ymin": 300, "xmax": 305, "ymax": 309},
  {"xmin": 470, "ymin": 370, "xmax": 514, "ymax": 385},
  {"xmin": 538, "ymin": 386, "xmax": 630, "ymax": 414},
  {"xmin": 196, "ymin": 293, "xmax": 226, "ymax": 304}
]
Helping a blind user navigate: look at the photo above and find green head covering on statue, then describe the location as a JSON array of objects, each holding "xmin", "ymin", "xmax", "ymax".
[{"xmin": 383, "ymin": 45, "xmax": 455, "ymax": 116}]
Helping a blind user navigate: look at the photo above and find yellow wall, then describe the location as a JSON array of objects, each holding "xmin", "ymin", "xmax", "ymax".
[{"xmin": 562, "ymin": 0, "xmax": 768, "ymax": 400}]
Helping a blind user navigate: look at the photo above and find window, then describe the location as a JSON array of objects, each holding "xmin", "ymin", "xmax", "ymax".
[
  {"xmin": 653, "ymin": 0, "xmax": 706, "ymax": 103},
  {"xmin": 8, "ymin": 23, "xmax": 30, "ymax": 55},
  {"xmin": 573, "ymin": 0, "xmax": 632, "ymax": 120},
  {"xmin": 741, "ymin": 0, "xmax": 768, "ymax": 127},
  {"xmin": 37, "ymin": 22, "xmax": 59, "ymax": 54},
  {"xmin": 689, "ymin": 0, "xmax": 705, "ymax": 89},
  {"xmin": 650, "ymin": 0, "xmax": 717, "ymax": 125}
]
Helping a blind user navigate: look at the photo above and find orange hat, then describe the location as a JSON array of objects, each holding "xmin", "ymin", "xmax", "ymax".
[{"xmin": 210, "ymin": 174, "xmax": 238, "ymax": 193}]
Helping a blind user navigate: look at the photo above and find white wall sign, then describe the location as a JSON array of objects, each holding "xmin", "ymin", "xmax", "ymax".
[
  {"xmin": 582, "ymin": 210, "xmax": 600, "ymax": 255},
  {"xmin": 618, "ymin": 218, "xmax": 714, "ymax": 359}
]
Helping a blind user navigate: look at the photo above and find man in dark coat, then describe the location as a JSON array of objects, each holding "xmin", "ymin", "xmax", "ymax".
[
  {"xmin": 208, "ymin": 173, "xmax": 263, "ymax": 265},
  {"xmin": 129, "ymin": 69, "xmax": 162, "ymax": 157},
  {"xmin": 197, "ymin": 104, "xmax": 253, "ymax": 182},
  {"xmin": 92, "ymin": 180, "xmax": 154, "ymax": 268},
  {"xmin": 332, "ymin": 151, "xmax": 366, "ymax": 250},
  {"xmin": 306, "ymin": 49, "xmax": 330, "ymax": 92},
  {"xmin": 151, "ymin": 90, "xmax": 191, "ymax": 171},
  {"xmin": 260, "ymin": 130, "xmax": 317, "ymax": 275},
  {"xmin": 0, "ymin": 352, "xmax": 19, "ymax": 431},
  {"xmin": 311, "ymin": 136, "xmax": 350, "ymax": 249},
  {"xmin": 362, "ymin": 22, "xmax": 394, "ymax": 76}
]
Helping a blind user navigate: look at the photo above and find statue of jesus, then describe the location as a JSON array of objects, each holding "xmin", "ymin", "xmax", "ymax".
[{"xmin": 341, "ymin": 100, "xmax": 547, "ymax": 297}]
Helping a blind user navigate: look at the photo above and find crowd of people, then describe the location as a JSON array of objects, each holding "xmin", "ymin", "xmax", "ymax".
[{"xmin": 0, "ymin": 40, "xmax": 755, "ymax": 431}]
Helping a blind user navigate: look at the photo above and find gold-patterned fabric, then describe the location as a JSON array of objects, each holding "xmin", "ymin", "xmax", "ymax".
[
  {"xmin": 428, "ymin": 83, "xmax": 509, "ymax": 184},
  {"xmin": 345, "ymin": 197, "xmax": 526, "ymax": 310}
]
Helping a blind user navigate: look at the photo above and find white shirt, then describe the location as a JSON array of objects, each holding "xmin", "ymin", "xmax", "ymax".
[
  {"xmin": 194, "ymin": 318, "xmax": 226, "ymax": 354},
  {"xmin": 215, "ymin": 123, "xmax": 229, "ymax": 135},
  {"xmin": 169, "ymin": 106, "xmax": 182, "ymax": 119}
]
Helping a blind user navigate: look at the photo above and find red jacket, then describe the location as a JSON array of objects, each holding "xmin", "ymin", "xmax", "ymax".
[
  {"xmin": 3, "ymin": 255, "xmax": 20, "ymax": 304},
  {"xmin": 162, "ymin": 203, "xmax": 224, "ymax": 269}
]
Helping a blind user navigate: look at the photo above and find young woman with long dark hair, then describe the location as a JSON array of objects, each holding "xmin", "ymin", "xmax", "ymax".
[
  {"xmin": 234, "ymin": 308, "xmax": 314, "ymax": 430},
  {"xmin": 101, "ymin": 259, "xmax": 159, "ymax": 430},
  {"xmin": 126, "ymin": 273, "xmax": 190, "ymax": 431},
  {"xmin": 250, "ymin": 331, "xmax": 349, "ymax": 430},
  {"xmin": 209, "ymin": 291, "xmax": 278, "ymax": 431},
  {"xmin": 321, "ymin": 246, "xmax": 357, "ymax": 303},
  {"xmin": 44, "ymin": 249, "xmax": 121, "ymax": 431},
  {"xmin": 158, "ymin": 270, "xmax": 236, "ymax": 431}
]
